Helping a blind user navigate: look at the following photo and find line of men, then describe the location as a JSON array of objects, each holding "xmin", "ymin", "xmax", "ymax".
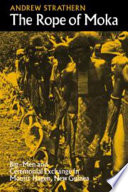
[{"xmin": 15, "ymin": 32, "xmax": 128, "ymax": 191}]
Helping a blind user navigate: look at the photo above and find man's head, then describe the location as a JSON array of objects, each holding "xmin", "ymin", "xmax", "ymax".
[
  {"xmin": 69, "ymin": 32, "xmax": 92, "ymax": 70},
  {"xmin": 29, "ymin": 35, "xmax": 43, "ymax": 47},
  {"xmin": 101, "ymin": 40, "xmax": 122, "ymax": 62},
  {"xmin": 53, "ymin": 43, "xmax": 70, "ymax": 71},
  {"xmin": 111, "ymin": 55, "xmax": 128, "ymax": 75},
  {"xmin": 118, "ymin": 31, "xmax": 128, "ymax": 55}
]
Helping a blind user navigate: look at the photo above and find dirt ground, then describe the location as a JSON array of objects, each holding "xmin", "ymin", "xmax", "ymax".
[{"xmin": 0, "ymin": 74, "xmax": 36, "ymax": 191}]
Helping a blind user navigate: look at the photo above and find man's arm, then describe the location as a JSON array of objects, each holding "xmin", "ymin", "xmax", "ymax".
[
  {"xmin": 52, "ymin": 69, "xmax": 73, "ymax": 131},
  {"xmin": 104, "ymin": 66, "xmax": 113, "ymax": 97},
  {"xmin": 101, "ymin": 77, "xmax": 124, "ymax": 150},
  {"xmin": 105, "ymin": 97, "xmax": 121, "ymax": 138}
]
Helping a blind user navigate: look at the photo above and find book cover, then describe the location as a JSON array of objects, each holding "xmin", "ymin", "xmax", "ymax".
[{"xmin": 0, "ymin": 0, "xmax": 127, "ymax": 191}]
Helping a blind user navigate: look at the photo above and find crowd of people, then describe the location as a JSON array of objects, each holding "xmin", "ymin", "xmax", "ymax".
[{"xmin": 15, "ymin": 31, "xmax": 128, "ymax": 191}]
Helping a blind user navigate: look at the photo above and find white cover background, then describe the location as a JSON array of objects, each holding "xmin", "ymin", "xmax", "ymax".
[{"xmin": 107, "ymin": 164, "xmax": 128, "ymax": 192}]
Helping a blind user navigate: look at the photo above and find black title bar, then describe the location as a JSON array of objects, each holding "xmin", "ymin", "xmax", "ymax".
[{"xmin": 0, "ymin": 0, "xmax": 127, "ymax": 31}]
